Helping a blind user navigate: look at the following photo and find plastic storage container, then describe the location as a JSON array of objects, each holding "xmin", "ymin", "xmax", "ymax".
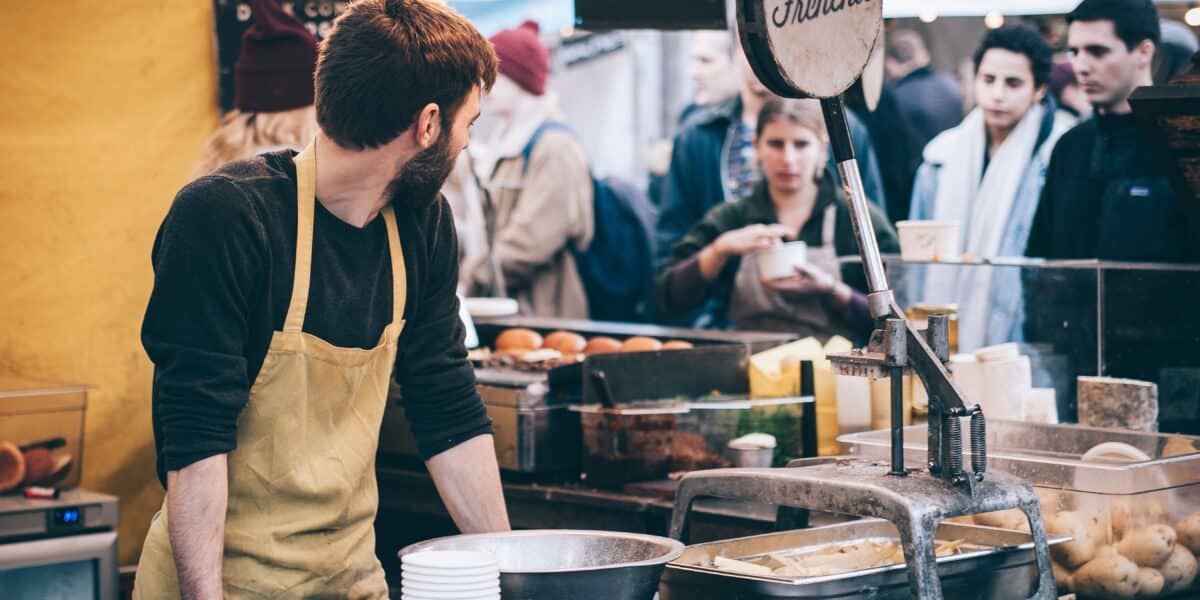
[
  {"xmin": 0, "ymin": 368, "xmax": 89, "ymax": 491},
  {"xmin": 572, "ymin": 397, "xmax": 810, "ymax": 488},
  {"xmin": 573, "ymin": 402, "xmax": 686, "ymax": 487},
  {"xmin": 674, "ymin": 397, "xmax": 808, "ymax": 471},
  {"xmin": 839, "ymin": 421, "xmax": 1200, "ymax": 598}
]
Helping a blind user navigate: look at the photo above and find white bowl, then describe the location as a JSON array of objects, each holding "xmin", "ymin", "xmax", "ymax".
[
  {"xmin": 402, "ymin": 593, "xmax": 499, "ymax": 600},
  {"xmin": 402, "ymin": 550, "xmax": 498, "ymax": 570},
  {"xmin": 401, "ymin": 571, "xmax": 499, "ymax": 586},
  {"xmin": 755, "ymin": 241, "xmax": 807, "ymax": 280},
  {"xmin": 463, "ymin": 297, "xmax": 519, "ymax": 318},
  {"xmin": 402, "ymin": 565, "xmax": 499, "ymax": 579},
  {"xmin": 896, "ymin": 220, "xmax": 960, "ymax": 262},
  {"xmin": 403, "ymin": 584, "xmax": 500, "ymax": 596},
  {"xmin": 403, "ymin": 579, "xmax": 500, "ymax": 590}
]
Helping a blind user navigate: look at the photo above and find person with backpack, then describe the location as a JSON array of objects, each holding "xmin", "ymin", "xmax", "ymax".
[
  {"xmin": 466, "ymin": 20, "xmax": 594, "ymax": 319},
  {"xmin": 656, "ymin": 99, "xmax": 898, "ymax": 343}
]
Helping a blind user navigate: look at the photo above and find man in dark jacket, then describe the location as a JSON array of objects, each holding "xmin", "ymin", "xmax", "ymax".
[
  {"xmin": 1026, "ymin": 0, "xmax": 1196, "ymax": 262},
  {"xmin": 886, "ymin": 29, "xmax": 965, "ymax": 152},
  {"xmin": 1024, "ymin": 0, "xmax": 1200, "ymax": 428},
  {"xmin": 656, "ymin": 52, "xmax": 886, "ymax": 268}
]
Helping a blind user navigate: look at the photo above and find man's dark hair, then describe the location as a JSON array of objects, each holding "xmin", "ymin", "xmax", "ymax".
[
  {"xmin": 315, "ymin": 0, "xmax": 498, "ymax": 150},
  {"xmin": 1067, "ymin": 0, "xmax": 1161, "ymax": 50},
  {"xmin": 972, "ymin": 25, "xmax": 1054, "ymax": 88},
  {"xmin": 886, "ymin": 29, "xmax": 926, "ymax": 64}
]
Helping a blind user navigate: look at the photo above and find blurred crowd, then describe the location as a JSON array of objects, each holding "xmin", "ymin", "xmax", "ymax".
[{"xmin": 196, "ymin": 0, "xmax": 1199, "ymax": 345}]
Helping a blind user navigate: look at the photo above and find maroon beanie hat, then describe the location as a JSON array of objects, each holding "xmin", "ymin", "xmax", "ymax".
[
  {"xmin": 234, "ymin": 0, "xmax": 319, "ymax": 113},
  {"xmin": 1049, "ymin": 61, "xmax": 1077, "ymax": 98},
  {"xmin": 489, "ymin": 20, "xmax": 550, "ymax": 96}
]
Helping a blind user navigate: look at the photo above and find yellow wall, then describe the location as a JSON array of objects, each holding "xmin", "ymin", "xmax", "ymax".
[{"xmin": 0, "ymin": 1, "xmax": 219, "ymax": 564}]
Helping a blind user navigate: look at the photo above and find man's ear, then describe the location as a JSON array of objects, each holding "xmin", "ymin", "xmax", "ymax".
[
  {"xmin": 1035, "ymin": 84, "xmax": 1048, "ymax": 103},
  {"xmin": 1135, "ymin": 39, "xmax": 1156, "ymax": 69},
  {"xmin": 415, "ymin": 102, "xmax": 442, "ymax": 149}
]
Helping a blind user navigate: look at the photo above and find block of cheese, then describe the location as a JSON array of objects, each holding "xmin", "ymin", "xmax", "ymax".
[
  {"xmin": 749, "ymin": 337, "xmax": 851, "ymax": 456},
  {"xmin": 749, "ymin": 338, "xmax": 823, "ymax": 399},
  {"xmin": 818, "ymin": 337, "xmax": 852, "ymax": 456}
]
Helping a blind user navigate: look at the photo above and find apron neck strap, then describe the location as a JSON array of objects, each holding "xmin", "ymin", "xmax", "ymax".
[
  {"xmin": 284, "ymin": 141, "xmax": 408, "ymax": 333},
  {"xmin": 284, "ymin": 142, "xmax": 318, "ymax": 334},
  {"xmin": 821, "ymin": 203, "xmax": 837, "ymax": 249},
  {"xmin": 382, "ymin": 205, "xmax": 406, "ymax": 324}
]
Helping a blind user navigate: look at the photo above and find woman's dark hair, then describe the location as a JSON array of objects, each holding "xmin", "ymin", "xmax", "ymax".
[
  {"xmin": 972, "ymin": 25, "xmax": 1054, "ymax": 89},
  {"xmin": 1067, "ymin": 0, "xmax": 1161, "ymax": 50}
]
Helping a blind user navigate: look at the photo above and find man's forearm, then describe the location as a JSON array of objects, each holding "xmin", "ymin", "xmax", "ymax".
[
  {"xmin": 166, "ymin": 454, "xmax": 228, "ymax": 600},
  {"xmin": 426, "ymin": 434, "xmax": 510, "ymax": 533}
]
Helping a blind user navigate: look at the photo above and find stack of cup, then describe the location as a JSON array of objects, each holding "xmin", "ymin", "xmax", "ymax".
[
  {"xmin": 401, "ymin": 550, "xmax": 500, "ymax": 600},
  {"xmin": 974, "ymin": 343, "xmax": 1031, "ymax": 421}
]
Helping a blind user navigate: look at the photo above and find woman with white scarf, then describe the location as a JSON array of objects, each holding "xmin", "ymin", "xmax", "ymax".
[{"xmin": 909, "ymin": 25, "xmax": 1073, "ymax": 350}]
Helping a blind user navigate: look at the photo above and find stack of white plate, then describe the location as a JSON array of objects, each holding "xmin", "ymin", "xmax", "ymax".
[{"xmin": 401, "ymin": 550, "xmax": 501, "ymax": 600}]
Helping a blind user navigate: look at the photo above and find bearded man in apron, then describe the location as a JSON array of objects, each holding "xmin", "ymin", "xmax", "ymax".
[
  {"xmin": 656, "ymin": 98, "xmax": 899, "ymax": 343},
  {"xmin": 135, "ymin": 2, "xmax": 510, "ymax": 597}
]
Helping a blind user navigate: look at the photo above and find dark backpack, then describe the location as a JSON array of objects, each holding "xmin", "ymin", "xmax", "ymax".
[{"xmin": 521, "ymin": 122, "xmax": 658, "ymax": 322}]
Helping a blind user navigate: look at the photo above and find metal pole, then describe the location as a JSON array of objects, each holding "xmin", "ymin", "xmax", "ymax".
[
  {"xmin": 819, "ymin": 96, "xmax": 894, "ymax": 318},
  {"xmin": 890, "ymin": 366, "xmax": 906, "ymax": 476}
]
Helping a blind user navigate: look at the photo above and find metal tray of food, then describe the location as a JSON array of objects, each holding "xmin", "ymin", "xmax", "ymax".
[{"xmin": 660, "ymin": 519, "xmax": 1066, "ymax": 599}]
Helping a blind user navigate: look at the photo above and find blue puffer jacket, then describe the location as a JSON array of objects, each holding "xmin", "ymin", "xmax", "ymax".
[{"xmin": 656, "ymin": 97, "xmax": 887, "ymax": 267}]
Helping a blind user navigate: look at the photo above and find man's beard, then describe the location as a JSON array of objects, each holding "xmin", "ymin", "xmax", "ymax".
[{"xmin": 385, "ymin": 130, "xmax": 455, "ymax": 210}]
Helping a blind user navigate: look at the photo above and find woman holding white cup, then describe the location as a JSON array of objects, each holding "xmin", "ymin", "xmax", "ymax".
[{"xmin": 656, "ymin": 99, "xmax": 898, "ymax": 342}]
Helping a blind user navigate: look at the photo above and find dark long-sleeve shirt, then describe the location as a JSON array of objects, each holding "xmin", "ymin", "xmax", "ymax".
[
  {"xmin": 142, "ymin": 151, "xmax": 490, "ymax": 486},
  {"xmin": 1023, "ymin": 113, "xmax": 1200, "ymax": 422},
  {"xmin": 1026, "ymin": 113, "xmax": 1198, "ymax": 262},
  {"xmin": 891, "ymin": 66, "xmax": 965, "ymax": 152}
]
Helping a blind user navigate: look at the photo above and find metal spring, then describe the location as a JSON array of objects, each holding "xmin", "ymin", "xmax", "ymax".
[
  {"xmin": 971, "ymin": 410, "xmax": 987, "ymax": 476},
  {"xmin": 946, "ymin": 415, "xmax": 963, "ymax": 475}
]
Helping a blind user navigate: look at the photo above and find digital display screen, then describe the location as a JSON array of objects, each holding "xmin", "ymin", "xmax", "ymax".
[
  {"xmin": 52, "ymin": 508, "xmax": 82, "ymax": 528},
  {"xmin": 574, "ymin": 0, "xmax": 728, "ymax": 30}
]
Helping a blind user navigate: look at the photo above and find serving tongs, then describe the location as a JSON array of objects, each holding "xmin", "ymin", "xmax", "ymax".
[{"xmin": 669, "ymin": 2, "xmax": 1055, "ymax": 598}]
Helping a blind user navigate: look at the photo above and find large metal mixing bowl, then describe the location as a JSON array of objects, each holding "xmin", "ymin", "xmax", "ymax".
[{"xmin": 399, "ymin": 529, "xmax": 683, "ymax": 599}]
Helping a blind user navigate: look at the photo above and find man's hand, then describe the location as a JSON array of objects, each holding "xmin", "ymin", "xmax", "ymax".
[
  {"xmin": 426, "ymin": 434, "xmax": 510, "ymax": 533},
  {"xmin": 166, "ymin": 454, "xmax": 228, "ymax": 600}
]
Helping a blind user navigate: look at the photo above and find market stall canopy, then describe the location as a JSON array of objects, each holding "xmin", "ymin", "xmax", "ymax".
[{"xmin": 881, "ymin": 0, "xmax": 1084, "ymax": 18}]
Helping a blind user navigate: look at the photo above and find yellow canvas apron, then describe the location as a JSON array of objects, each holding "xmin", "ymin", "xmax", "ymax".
[{"xmin": 134, "ymin": 143, "xmax": 405, "ymax": 599}]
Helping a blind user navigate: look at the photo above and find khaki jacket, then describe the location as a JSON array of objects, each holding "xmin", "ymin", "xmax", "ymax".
[{"xmin": 469, "ymin": 96, "xmax": 593, "ymax": 318}]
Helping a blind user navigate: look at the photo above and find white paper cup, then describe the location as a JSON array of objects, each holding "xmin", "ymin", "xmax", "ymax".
[
  {"xmin": 835, "ymin": 374, "xmax": 872, "ymax": 433},
  {"xmin": 755, "ymin": 241, "xmax": 807, "ymax": 280},
  {"xmin": 896, "ymin": 220, "xmax": 960, "ymax": 262},
  {"xmin": 1026, "ymin": 388, "xmax": 1058, "ymax": 424},
  {"xmin": 978, "ymin": 355, "xmax": 1031, "ymax": 421},
  {"xmin": 974, "ymin": 343, "xmax": 1020, "ymax": 363},
  {"xmin": 949, "ymin": 354, "xmax": 983, "ymax": 406}
]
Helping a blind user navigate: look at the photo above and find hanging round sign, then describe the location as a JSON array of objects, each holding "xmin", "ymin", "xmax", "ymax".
[{"xmin": 737, "ymin": 0, "xmax": 883, "ymax": 99}]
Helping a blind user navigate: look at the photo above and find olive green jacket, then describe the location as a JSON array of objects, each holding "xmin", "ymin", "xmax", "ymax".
[{"xmin": 655, "ymin": 171, "xmax": 899, "ymax": 322}]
